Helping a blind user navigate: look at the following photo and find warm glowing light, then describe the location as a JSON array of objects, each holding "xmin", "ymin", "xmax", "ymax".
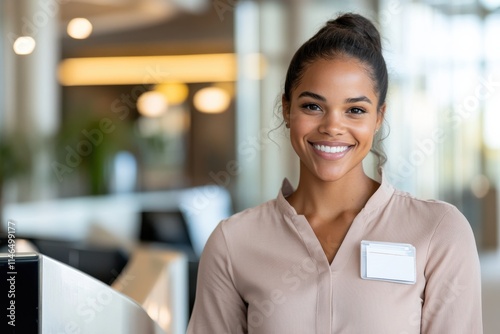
[
  {"xmin": 13, "ymin": 36, "xmax": 36, "ymax": 55},
  {"xmin": 137, "ymin": 91, "xmax": 168, "ymax": 118},
  {"xmin": 58, "ymin": 54, "xmax": 237, "ymax": 86},
  {"xmin": 193, "ymin": 87, "xmax": 231, "ymax": 114},
  {"xmin": 154, "ymin": 82, "xmax": 189, "ymax": 105},
  {"xmin": 67, "ymin": 18, "xmax": 93, "ymax": 39}
]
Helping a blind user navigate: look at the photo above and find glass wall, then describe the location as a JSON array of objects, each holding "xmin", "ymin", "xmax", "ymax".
[{"xmin": 378, "ymin": 0, "xmax": 500, "ymax": 250}]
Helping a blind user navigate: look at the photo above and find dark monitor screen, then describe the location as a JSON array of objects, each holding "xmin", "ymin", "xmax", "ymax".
[
  {"xmin": 140, "ymin": 211, "xmax": 195, "ymax": 256},
  {"xmin": 0, "ymin": 236, "xmax": 128, "ymax": 286},
  {"xmin": 32, "ymin": 240, "xmax": 129, "ymax": 285}
]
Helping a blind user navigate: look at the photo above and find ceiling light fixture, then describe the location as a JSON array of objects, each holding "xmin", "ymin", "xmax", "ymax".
[
  {"xmin": 13, "ymin": 36, "xmax": 36, "ymax": 55},
  {"xmin": 193, "ymin": 86, "xmax": 231, "ymax": 114},
  {"xmin": 67, "ymin": 18, "xmax": 93, "ymax": 39},
  {"xmin": 154, "ymin": 82, "xmax": 189, "ymax": 105},
  {"xmin": 58, "ymin": 53, "xmax": 239, "ymax": 86},
  {"xmin": 137, "ymin": 91, "xmax": 168, "ymax": 118}
]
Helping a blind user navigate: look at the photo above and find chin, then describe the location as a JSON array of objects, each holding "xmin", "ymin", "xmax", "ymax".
[{"xmin": 310, "ymin": 163, "xmax": 364, "ymax": 183}]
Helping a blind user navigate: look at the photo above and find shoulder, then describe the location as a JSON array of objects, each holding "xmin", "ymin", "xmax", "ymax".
[
  {"xmin": 389, "ymin": 188, "xmax": 474, "ymax": 244},
  {"xmin": 392, "ymin": 188, "xmax": 465, "ymax": 220},
  {"xmin": 378, "ymin": 173, "xmax": 466, "ymax": 229},
  {"xmin": 219, "ymin": 198, "xmax": 280, "ymax": 231},
  {"xmin": 200, "ymin": 198, "xmax": 282, "ymax": 271},
  {"xmin": 386, "ymin": 188, "xmax": 479, "ymax": 273},
  {"xmin": 204, "ymin": 198, "xmax": 279, "ymax": 246}
]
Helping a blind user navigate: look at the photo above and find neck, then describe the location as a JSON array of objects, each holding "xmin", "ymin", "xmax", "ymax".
[{"xmin": 287, "ymin": 165, "xmax": 380, "ymax": 220}]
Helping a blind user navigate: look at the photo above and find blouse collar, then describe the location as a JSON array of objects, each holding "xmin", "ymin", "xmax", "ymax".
[{"xmin": 276, "ymin": 170, "xmax": 395, "ymax": 218}]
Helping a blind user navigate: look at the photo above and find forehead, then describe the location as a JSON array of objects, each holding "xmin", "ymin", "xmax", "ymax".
[{"xmin": 294, "ymin": 57, "xmax": 378, "ymax": 100}]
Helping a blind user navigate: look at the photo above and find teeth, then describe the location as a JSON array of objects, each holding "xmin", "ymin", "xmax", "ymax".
[{"xmin": 314, "ymin": 144, "xmax": 348, "ymax": 153}]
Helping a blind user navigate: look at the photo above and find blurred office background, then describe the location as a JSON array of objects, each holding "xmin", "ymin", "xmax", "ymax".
[{"xmin": 1, "ymin": 0, "xmax": 499, "ymax": 332}]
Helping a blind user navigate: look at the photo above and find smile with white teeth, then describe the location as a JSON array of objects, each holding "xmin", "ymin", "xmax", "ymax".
[{"xmin": 313, "ymin": 144, "xmax": 349, "ymax": 153}]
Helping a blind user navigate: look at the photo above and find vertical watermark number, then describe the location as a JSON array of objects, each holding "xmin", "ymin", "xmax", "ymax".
[{"xmin": 6, "ymin": 220, "xmax": 17, "ymax": 327}]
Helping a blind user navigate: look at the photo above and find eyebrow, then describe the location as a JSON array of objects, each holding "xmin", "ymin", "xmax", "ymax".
[
  {"xmin": 298, "ymin": 91, "xmax": 326, "ymax": 101},
  {"xmin": 298, "ymin": 91, "xmax": 373, "ymax": 105},
  {"xmin": 344, "ymin": 96, "xmax": 373, "ymax": 105}
]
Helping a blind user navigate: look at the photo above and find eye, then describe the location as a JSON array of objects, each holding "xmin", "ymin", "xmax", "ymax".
[
  {"xmin": 348, "ymin": 107, "xmax": 366, "ymax": 115},
  {"xmin": 301, "ymin": 103, "xmax": 322, "ymax": 112}
]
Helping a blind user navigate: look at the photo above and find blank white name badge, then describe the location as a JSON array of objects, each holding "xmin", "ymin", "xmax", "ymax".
[{"xmin": 360, "ymin": 240, "xmax": 416, "ymax": 284}]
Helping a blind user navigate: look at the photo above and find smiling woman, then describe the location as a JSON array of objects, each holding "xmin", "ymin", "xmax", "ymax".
[
  {"xmin": 187, "ymin": 12, "xmax": 483, "ymax": 334},
  {"xmin": 283, "ymin": 57, "xmax": 383, "ymax": 186}
]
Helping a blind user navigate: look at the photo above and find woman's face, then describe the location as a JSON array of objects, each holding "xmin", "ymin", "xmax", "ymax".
[{"xmin": 283, "ymin": 57, "xmax": 384, "ymax": 183}]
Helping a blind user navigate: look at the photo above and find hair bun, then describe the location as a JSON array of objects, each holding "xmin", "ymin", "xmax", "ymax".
[{"xmin": 325, "ymin": 13, "xmax": 382, "ymax": 53}]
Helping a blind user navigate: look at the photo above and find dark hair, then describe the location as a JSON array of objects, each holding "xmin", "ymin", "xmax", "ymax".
[{"xmin": 282, "ymin": 13, "xmax": 388, "ymax": 167}]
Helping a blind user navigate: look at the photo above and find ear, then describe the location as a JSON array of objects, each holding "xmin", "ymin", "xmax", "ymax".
[
  {"xmin": 376, "ymin": 103, "xmax": 386, "ymax": 131},
  {"xmin": 282, "ymin": 94, "xmax": 290, "ymax": 126}
]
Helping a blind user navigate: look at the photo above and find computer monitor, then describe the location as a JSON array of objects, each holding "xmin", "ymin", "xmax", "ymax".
[{"xmin": 140, "ymin": 210, "xmax": 195, "ymax": 257}]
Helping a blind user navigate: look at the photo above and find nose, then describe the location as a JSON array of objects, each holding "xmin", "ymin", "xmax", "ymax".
[{"xmin": 318, "ymin": 111, "xmax": 344, "ymax": 136}]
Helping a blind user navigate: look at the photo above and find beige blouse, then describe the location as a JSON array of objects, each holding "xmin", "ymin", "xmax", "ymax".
[{"xmin": 187, "ymin": 176, "xmax": 483, "ymax": 333}]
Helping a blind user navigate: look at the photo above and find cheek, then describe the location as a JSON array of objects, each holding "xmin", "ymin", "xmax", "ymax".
[
  {"xmin": 350, "ymin": 123, "xmax": 376, "ymax": 144},
  {"xmin": 289, "ymin": 121, "xmax": 312, "ymax": 154},
  {"xmin": 289, "ymin": 126, "xmax": 304, "ymax": 148},
  {"xmin": 290, "ymin": 113, "xmax": 312, "ymax": 134}
]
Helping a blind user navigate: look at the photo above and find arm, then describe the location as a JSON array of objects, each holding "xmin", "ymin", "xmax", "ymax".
[
  {"xmin": 421, "ymin": 206, "xmax": 483, "ymax": 333},
  {"xmin": 187, "ymin": 223, "xmax": 248, "ymax": 334}
]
